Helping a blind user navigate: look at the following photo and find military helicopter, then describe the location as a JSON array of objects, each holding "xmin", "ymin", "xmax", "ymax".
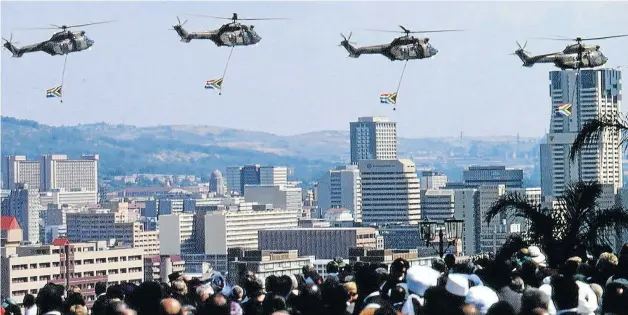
[
  {"xmin": 512, "ymin": 34, "xmax": 628, "ymax": 70},
  {"xmin": 339, "ymin": 25, "xmax": 462, "ymax": 61},
  {"xmin": 2, "ymin": 21, "xmax": 112, "ymax": 58},
  {"xmin": 172, "ymin": 13, "xmax": 286, "ymax": 47}
]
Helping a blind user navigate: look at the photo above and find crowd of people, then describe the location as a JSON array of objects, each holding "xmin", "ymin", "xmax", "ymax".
[{"xmin": 4, "ymin": 244, "xmax": 628, "ymax": 315}]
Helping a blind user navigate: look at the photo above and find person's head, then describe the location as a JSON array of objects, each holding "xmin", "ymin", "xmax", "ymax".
[
  {"xmin": 461, "ymin": 303, "xmax": 479, "ymax": 315},
  {"xmin": 265, "ymin": 275, "xmax": 279, "ymax": 294},
  {"xmin": 36, "ymin": 283, "xmax": 64, "ymax": 313},
  {"xmin": 520, "ymin": 288, "xmax": 550, "ymax": 314},
  {"xmin": 431, "ymin": 258, "xmax": 448, "ymax": 273},
  {"xmin": 171, "ymin": 279, "xmax": 187, "ymax": 296},
  {"xmin": 326, "ymin": 260, "xmax": 339, "ymax": 274},
  {"xmin": 231, "ymin": 285, "xmax": 244, "ymax": 301},
  {"xmin": 276, "ymin": 275, "xmax": 293, "ymax": 297},
  {"xmin": 373, "ymin": 267, "xmax": 389, "ymax": 289},
  {"xmin": 343, "ymin": 281, "xmax": 358, "ymax": 303},
  {"xmin": 485, "ymin": 301, "xmax": 515, "ymax": 315},
  {"xmin": 69, "ymin": 304, "xmax": 88, "ymax": 315},
  {"xmin": 389, "ymin": 284, "xmax": 407, "ymax": 305},
  {"xmin": 302, "ymin": 264, "xmax": 314, "ymax": 277},
  {"xmin": 22, "ymin": 294, "xmax": 35, "ymax": 308},
  {"xmin": 95, "ymin": 281, "xmax": 107, "ymax": 296},
  {"xmin": 159, "ymin": 298, "xmax": 182, "ymax": 315},
  {"xmin": 195, "ymin": 284, "xmax": 214, "ymax": 302},
  {"xmin": 390, "ymin": 258, "xmax": 409, "ymax": 280},
  {"xmin": 509, "ymin": 276, "xmax": 525, "ymax": 293},
  {"xmin": 444, "ymin": 254, "xmax": 456, "ymax": 269},
  {"xmin": 550, "ymin": 275, "xmax": 579, "ymax": 311},
  {"xmin": 204, "ymin": 294, "xmax": 230, "ymax": 315}
]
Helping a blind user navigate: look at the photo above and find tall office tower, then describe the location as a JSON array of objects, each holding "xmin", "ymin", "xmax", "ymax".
[
  {"xmin": 463, "ymin": 166, "xmax": 524, "ymax": 188},
  {"xmin": 420, "ymin": 189, "xmax": 455, "ymax": 222},
  {"xmin": 543, "ymin": 69, "xmax": 622, "ymax": 198},
  {"xmin": 209, "ymin": 170, "xmax": 226, "ymax": 195},
  {"xmin": 358, "ymin": 159, "xmax": 420, "ymax": 225},
  {"xmin": 260, "ymin": 166, "xmax": 288, "ymax": 186},
  {"xmin": 39, "ymin": 154, "xmax": 99, "ymax": 192},
  {"xmin": 317, "ymin": 165, "xmax": 362, "ymax": 222},
  {"xmin": 453, "ymin": 188, "xmax": 479, "ymax": 255},
  {"xmin": 2, "ymin": 156, "xmax": 41, "ymax": 190},
  {"xmin": 226, "ymin": 166, "xmax": 242, "ymax": 195},
  {"xmin": 240, "ymin": 164, "xmax": 261, "ymax": 194},
  {"xmin": 420, "ymin": 171, "xmax": 448, "ymax": 190},
  {"xmin": 1, "ymin": 183, "xmax": 44, "ymax": 243},
  {"xmin": 350, "ymin": 116, "xmax": 397, "ymax": 164},
  {"xmin": 159, "ymin": 213, "xmax": 195, "ymax": 256}
]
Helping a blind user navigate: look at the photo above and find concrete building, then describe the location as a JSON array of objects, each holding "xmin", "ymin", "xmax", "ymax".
[
  {"xmin": 39, "ymin": 189, "xmax": 97, "ymax": 207},
  {"xmin": 258, "ymin": 227, "xmax": 381, "ymax": 259},
  {"xmin": 66, "ymin": 209, "xmax": 160, "ymax": 256},
  {"xmin": 159, "ymin": 213, "xmax": 196, "ymax": 256},
  {"xmin": 298, "ymin": 219, "xmax": 331, "ymax": 228},
  {"xmin": 244, "ymin": 184, "xmax": 302, "ymax": 212},
  {"xmin": 317, "ymin": 165, "xmax": 362, "ymax": 222},
  {"xmin": 1, "ymin": 239, "xmax": 144, "ymax": 305},
  {"xmin": 378, "ymin": 224, "xmax": 421, "ymax": 250},
  {"xmin": 209, "ymin": 170, "xmax": 226, "ymax": 196},
  {"xmin": 350, "ymin": 116, "xmax": 397, "ymax": 164},
  {"xmin": 39, "ymin": 154, "xmax": 99, "ymax": 192},
  {"xmin": 358, "ymin": 159, "xmax": 421, "ymax": 225},
  {"xmin": 260, "ymin": 166, "xmax": 288, "ymax": 186},
  {"xmin": 324, "ymin": 208, "xmax": 355, "ymax": 227},
  {"xmin": 225, "ymin": 166, "xmax": 242, "ymax": 195},
  {"xmin": 453, "ymin": 188, "xmax": 479, "ymax": 255},
  {"xmin": 420, "ymin": 189, "xmax": 455, "ymax": 222},
  {"xmin": 2, "ymin": 156, "xmax": 40, "ymax": 190},
  {"xmin": 420, "ymin": 171, "xmax": 448, "ymax": 190},
  {"xmin": 463, "ymin": 166, "xmax": 524, "ymax": 188},
  {"xmin": 542, "ymin": 69, "xmax": 622, "ymax": 198},
  {"xmin": 347, "ymin": 248, "xmax": 434, "ymax": 267},
  {"xmin": 144, "ymin": 255, "xmax": 185, "ymax": 282},
  {"xmin": 227, "ymin": 249, "xmax": 313, "ymax": 285},
  {"xmin": 1, "ymin": 183, "xmax": 44, "ymax": 243}
]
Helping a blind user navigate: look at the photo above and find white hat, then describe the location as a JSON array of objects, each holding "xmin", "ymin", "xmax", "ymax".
[
  {"xmin": 465, "ymin": 286, "xmax": 499, "ymax": 314},
  {"xmin": 528, "ymin": 246, "xmax": 547, "ymax": 266},
  {"xmin": 405, "ymin": 266, "xmax": 440, "ymax": 296},
  {"xmin": 446, "ymin": 274, "xmax": 470, "ymax": 297}
]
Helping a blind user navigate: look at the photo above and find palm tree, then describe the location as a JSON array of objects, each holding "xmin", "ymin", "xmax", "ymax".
[
  {"xmin": 570, "ymin": 113, "xmax": 627, "ymax": 162},
  {"xmin": 485, "ymin": 181, "xmax": 628, "ymax": 267}
]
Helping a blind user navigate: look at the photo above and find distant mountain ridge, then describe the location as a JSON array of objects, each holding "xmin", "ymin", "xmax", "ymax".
[{"xmin": 1, "ymin": 116, "xmax": 542, "ymax": 182}]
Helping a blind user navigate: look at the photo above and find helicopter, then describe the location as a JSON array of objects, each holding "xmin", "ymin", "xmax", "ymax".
[
  {"xmin": 339, "ymin": 25, "xmax": 462, "ymax": 61},
  {"xmin": 2, "ymin": 21, "xmax": 112, "ymax": 58},
  {"xmin": 172, "ymin": 13, "xmax": 286, "ymax": 47},
  {"xmin": 512, "ymin": 34, "xmax": 628, "ymax": 70}
]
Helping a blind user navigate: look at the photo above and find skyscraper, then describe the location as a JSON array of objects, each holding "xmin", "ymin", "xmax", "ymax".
[
  {"xmin": 260, "ymin": 166, "xmax": 288, "ymax": 186},
  {"xmin": 317, "ymin": 165, "xmax": 362, "ymax": 222},
  {"xmin": 225, "ymin": 166, "xmax": 242, "ymax": 195},
  {"xmin": 542, "ymin": 69, "xmax": 622, "ymax": 198},
  {"xmin": 240, "ymin": 164, "xmax": 261, "ymax": 194},
  {"xmin": 2, "ymin": 156, "xmax": 40, "ymax": 190},
  {"xmin": 350, "ymin": 116, "xmax": 397, "ymax": 164}
]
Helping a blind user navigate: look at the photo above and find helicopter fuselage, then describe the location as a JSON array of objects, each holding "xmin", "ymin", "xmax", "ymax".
[
  {"xmin": 174, "ymin": 22, "xmax": 262, "ymax": 47},
  {"xmin": 3, "ymin": 30, "xmax": 94, "ymax": 57},
  {"xmin": 341, "ymin": 36, "xmax": 438, "ymax": 61},
  {"xmin": 516, "ymin": 48, "xmax": 608, "ymax": 70},
  {"xmin": 562, "ymin": 43, "xmax": 599, "ymax": 54}
]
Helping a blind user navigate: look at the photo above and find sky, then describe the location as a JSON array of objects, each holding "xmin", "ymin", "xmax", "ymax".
[{"xmin": 1, "ymin": 1, "xmax": 627, "ymax": 138}]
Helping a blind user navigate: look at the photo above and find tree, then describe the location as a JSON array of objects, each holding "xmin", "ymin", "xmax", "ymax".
[
  {"xmin": 570, "ymin": 114, "xmax": 626, "ymax": 162},
  {"xmin": 485, "ymin": 181, "xmax": 628, "ymax": 267}
]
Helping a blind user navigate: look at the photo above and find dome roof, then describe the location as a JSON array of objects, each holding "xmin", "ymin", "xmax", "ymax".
[{"xmin": 211, "ymin": 169, "xmax": 223, "ymax": 178}]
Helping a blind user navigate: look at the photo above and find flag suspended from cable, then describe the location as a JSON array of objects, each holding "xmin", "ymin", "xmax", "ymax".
[
  {"xmin": 380, "ymin": 93, "xmax": 397, "ymax": 105},
  {"xmin": 555, "ymin": 103, "xmax": 572, "ymax": 117},
  {"xmin": 46, "ymin": 86, "xmax": 62, "ymax": 98},
  {"xmin": 205, "ymin": 78, "xmax": 223, "ymax": 90}
]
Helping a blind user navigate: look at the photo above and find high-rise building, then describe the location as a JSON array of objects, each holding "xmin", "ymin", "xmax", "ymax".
[
  {"xmin": 159, "ymin": 213, "xmax": 195, "ymax": 256},
  {"xmin": 463, "ymin": 166, "xmax": 524, "ymax": 188},
  {"xmin": 240, "ymin": 164, "xmax": 261, "ymax": 194},
  {"xmin": 317, "ymin": 165, "xmax": 362, "ymax": 222},
  {"xmin": 260, "ymin": 166, "xmax": 288, "ymax": 186},
  {"xmin": 542, "ymin": 69, "xmax": 622, "ymax": 198},
  {"xmin": 350, "ymin": 116, "xmax": 397, "ymax": 164},
  {"xmin": 209, "ymin": 170, "xmax": 226, "ymax": 195},
  {"xmin": 39, "ymin": 154, "xmax": 99, "ymax": 192},
  {"xmin": 358, "ymin": 159, "xmax": 420, "ymax": 225},
  {"xmin": 2, "ymin": 156, "xmax": 40, "ymax": 190},
  {"xmin": 244, "ymin": 185, "xmax": 303, "ymax": 212},
  {"xmin": 420, "ymin": 171, "xmax": 448, "ymax": 190},
  {"xmin": 420, "ymin": 189, "xmax": 455, "ymax": 222},
  {"xmin": 453, "ymin": 188, "xmax": 479, "ymax": 255},
  {"xmin": 225, "ymin": 166, "xmax": 242, "ymax": 195},
  {"xmin": 1, "ymin": 183, "xmax": 44, "ymax": 243}
]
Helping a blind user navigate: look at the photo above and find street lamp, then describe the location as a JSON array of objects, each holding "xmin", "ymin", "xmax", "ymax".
[{"xmin": 419, "ymin": 217, "xmax": 464, "ymax": 257}]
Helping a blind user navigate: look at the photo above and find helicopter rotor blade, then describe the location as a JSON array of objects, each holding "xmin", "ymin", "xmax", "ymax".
[
  {"xmin": 399, "ymin": 25, "xmax": 410, "ymax": 33},
  {"xmin": 362, "ymin": 28, "xmax": 463, "ymax": 34},
  {"xmin": 60, "ymin": 20, "xmax": 116, "ymax": 29},
  {"xmin": 579, "ymin": 34, "xmax": 628, "ymax": 41},
  {"xmin": 15, "ymin": 20, "xmax": 115, "ymax": 31},
  {"xmin": 186, "ymin": 13, "xmax": 288, "ymax": 21}
]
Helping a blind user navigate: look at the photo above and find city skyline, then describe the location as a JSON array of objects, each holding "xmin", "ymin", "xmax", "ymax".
[{"xmin": 2, "ymin": 1, "xmax": 627, "ymax": 138}]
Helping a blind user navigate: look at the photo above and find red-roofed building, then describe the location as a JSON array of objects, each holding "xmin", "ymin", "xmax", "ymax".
[
  {"xmin": 1, "ymin": 216, "xmax": 23, "ymax": 248},
  {"xmin": 51, "ymin": 238, "xmax": 70, "ymax": 246}
]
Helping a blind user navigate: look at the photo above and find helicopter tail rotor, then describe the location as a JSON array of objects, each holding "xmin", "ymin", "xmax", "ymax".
[
  {"xmin": 172, "ymin": 16, "xmax": 191, "ymax": 43},
  {"xmin": 2, "ymin": 33, "xmax": 23, "ymax": 58},
  {"xmin": 340, "ymin": 32, "xmax": 360, "ymax": 58},
  {"xmin": 514, "ymin": 41, "xmax": 533, "ymax": 67}
]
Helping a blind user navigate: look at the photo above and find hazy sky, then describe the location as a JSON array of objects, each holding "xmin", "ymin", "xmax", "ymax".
[{"xmin": 1, "ymin": 1, "xmax": 627, "ymax": 138}]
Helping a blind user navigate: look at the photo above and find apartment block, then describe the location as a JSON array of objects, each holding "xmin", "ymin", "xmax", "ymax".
[
  {"xmin": 350, "ymin": 116, "xmax": 397, "ymax": 164},
  {"xmin": 227, "ymin": 249, "xmax": 313, "ymax": 285},
  {"xmin": 317, "ymin": 165, "xmax": 362, "ymax": 222},
  {"xmin": 244, "ymin": 184, "xmax": 302, "ymax": 212},
  {"xmin": 1, "ymin": 183, "xmax": 45, "ymax": 243},
  {"xmin": 258, "ymin": 227, "xmax": 381, "ymax": 259},
  {"xmin": 420, "ymin": 189, "xmax": 455, "ymax": 222},
  {"xmin": 159, "ymin": 213, "xmax": 195, "ymax": 256},
  {"xmin": 260, "ymin": 166, "xmax": 288, "ymax": 186},
  {"xmin": 2, "ymin": 156, "xmax": 40, "ymax": 190},
  {"xmin": 1, "ymin": 239, "xmax": 144, "ymax": 305}
]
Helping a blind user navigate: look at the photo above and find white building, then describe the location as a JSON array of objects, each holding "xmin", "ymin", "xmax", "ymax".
[
  {"xmin": 317, "ymin": 165, "xmax": 362, "ymax": 222},
  {"xmin": 2, "ymin": 156, "xmax": 40, "ymax": 190},
  {"xmin": 350, "ymin": 116, "xmax": 397, "ymax": 164},
  {"xmin": 1, "ymin": 183, "xmax": 45, "ymax": 243},
  {"xmin": 541, "ymin": 69, "xmax": 622, "ymax": 198},
  {"xmin": 420, "ymin": 189, "xmax": 455, "ymax": 222},
  {"xmin": 260, "ymin": 166, "xmax": 288, "ymax": 186},
  {"xmin": 226, "ymin": 166, "xmax": 242, "ymax": 195},
  {"xmin": 420, "ymin": 171, "xmax": 448, "ymax": 190},
  {"xmin": 39, "ymin": 189, "xmax": 97, "ymax": 207},
  {"xmin": 244, "ymin": 185, "xmax": 302, "ymax": 212},
  {"xmin": 39, "ymin": 154, "xmax": 99, "ymax": 192},
  {"xmin": 358, "ymin": 159, "xmax": 420, "ymax": 225},
  {"xmin": 159, "ymin": 213, "xmax": 195, "ymax": 256},
  {"xmin": 209, "ymin": 170, "xmax": 226, "ymax": 196}
]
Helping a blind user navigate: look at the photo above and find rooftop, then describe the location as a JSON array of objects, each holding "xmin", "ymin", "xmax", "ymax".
[{"xmin": 0, "ymin": 216, "xmax": 20, "ymax": 230}]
